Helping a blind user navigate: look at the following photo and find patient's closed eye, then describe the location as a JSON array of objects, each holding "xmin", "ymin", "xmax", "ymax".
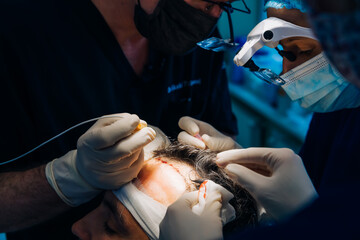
[
  {"xmin": 104, "ymin": 221, "xmax": 117, "ymax": 236},
  {"xmin": 103, "ymin": 197, "xmax": 129, "ymax": 236}
]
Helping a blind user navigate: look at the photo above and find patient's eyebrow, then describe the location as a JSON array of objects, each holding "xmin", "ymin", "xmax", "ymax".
[
  {"xmin": 103, "ymin": 197, "xmax": 118, "ymax": 214},
  {"xmin": 103, "ymin": 196, "xmax": 129, "ymax": 235}
]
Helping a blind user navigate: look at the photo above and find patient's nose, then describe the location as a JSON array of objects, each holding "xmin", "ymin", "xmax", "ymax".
[{"xmin": 72, "ymin": 218, "xmax": 91, "ymax": 240}]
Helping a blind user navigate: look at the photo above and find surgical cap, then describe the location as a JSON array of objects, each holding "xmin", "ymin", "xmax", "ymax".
[
  {"xmin": 305, "ymin": 0, "xmax": 360, "ymax": 88},
  {"xmin": 264, "ymin": 0, "xmax": 308, "ymax": 13}
]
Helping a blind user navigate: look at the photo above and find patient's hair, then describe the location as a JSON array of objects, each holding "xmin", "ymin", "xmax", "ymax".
[{"xmin": 153, "ymin": 142, "xmax": 258, "ymax": 236}]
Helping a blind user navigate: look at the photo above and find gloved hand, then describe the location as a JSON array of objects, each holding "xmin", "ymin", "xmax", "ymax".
[
  {"xmin": 217, "ymin": 148, "xmax": 318, "ymax": 222},
  {"xmin": 178, "ymin": 116, "xmax": 241, "ymax": 152},
  {"xmin": 143, "ymin": 125, "xmax": 171, "ymax": 161},
  {"xmin": 46, "ymin": 113, "xmax": 156, "ymax": 207},
  {"xmin": 159, "ymin": 191, "xmax": 223, "ymax": 240}
]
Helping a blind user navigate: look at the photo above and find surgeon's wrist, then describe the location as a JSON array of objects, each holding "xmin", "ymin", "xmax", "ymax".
[{"xmin": 45, "ymin": 150, "xmax": 101, "ymax": 207}]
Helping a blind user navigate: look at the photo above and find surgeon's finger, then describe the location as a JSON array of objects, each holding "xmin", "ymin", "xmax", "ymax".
[
  {"xmin": 113, "ymin": 127, "xmax": 156, "ymax": 155},
  {"xmin": 202, "ymin": 134, "xmax": 217, "ymax": 150},
  {"xmin": 178, "ymin": 131, "xmax": 206, "ymax": 149},
  {"xmin": 89, "ymin": 113, "xmax": 135, "ymax": 133},
  {"xmin": 90, "ymin": 113, "xmax": 132, "ymax": 129},
  {"xmin": 203, "ymin": 191, "xmax": 222, "ymax": 213},
  {"xmin": 175, "ymin": 191, "xmax": 199, "ymax": 209},
  {"xmin": 178, "ymin": 116, "xmax": 200, "ymax": 135},
  {"xmin": 91, "ymin": 145, "xmax": 145, "ymax": 171},
  {"xmin": 96, "ymin": 150, "xmax": 145, "ymax": 189},
  {"xmin": 216, "ymin": 148, "xmax": 278, "ymax": 168},
  {"xmin": 81, "ymin": 114, "xmax": 140, "ymax": 149},
  {"xmin": 224, "ymin": 163, "xmax": 267, "ymax": 194},
  {"xmin": 202, "ymin": 134, "xmax": 234, "ymax": 152},
  {"xmin": 94, "ymin": 127, "xmax": 155, "ymax": 171}
]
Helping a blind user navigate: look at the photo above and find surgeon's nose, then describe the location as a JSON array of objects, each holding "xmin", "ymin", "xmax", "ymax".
[
  {"xmin": 282, "ymin": 59, "xmax": 291, "ymax": 74},
  {"xmin": 282, "ymin": 57, "xmax": 299, "ymax": 74},
  {"xmin": 72, "ymin": 219, "xmax": 91, "ymax": 240}
]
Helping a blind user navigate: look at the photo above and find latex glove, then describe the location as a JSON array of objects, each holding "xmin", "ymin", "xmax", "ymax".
[
  {"xmin": 217, "ymin": 148, "xmax": 318, "ymax": 222},
  {"xmin": 159, "ymin": 191, "xmax": 223, "ymax": 240},
  {"xmin": 143, "ymin": 125, "xmax": 171, "ymax": 161},
  {"xmin": 178, "ymin": 116, "xmax": 241, "ymax": 151},
  {"xmin": 46, "ymin": 113, "xmax": 156, "ymax": 206}
]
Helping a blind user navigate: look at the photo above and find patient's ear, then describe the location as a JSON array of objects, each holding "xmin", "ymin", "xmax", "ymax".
[{"xmin": 143, "ymin": 125, "xmax": 171, "ymax": 161}]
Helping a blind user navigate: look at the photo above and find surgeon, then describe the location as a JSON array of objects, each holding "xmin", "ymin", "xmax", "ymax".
[
  {"xmin": 162, "ymin": 0, "xmax": 360, "ymax": 238},
  {"xmin": 0, "ymin": 0, "xmax": 244, "ymax": 239}
]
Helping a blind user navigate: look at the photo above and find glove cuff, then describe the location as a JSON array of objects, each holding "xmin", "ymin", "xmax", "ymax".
[
  {"xmin": 233, "ymin": 141, "xmax": 243, "ymax": 149},
  {"xmin": 45, "ymin": 150, "xmax": 100, "ymax": 207}
]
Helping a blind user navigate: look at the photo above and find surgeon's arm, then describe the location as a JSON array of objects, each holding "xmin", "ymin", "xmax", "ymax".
[
  {"xmin": 0, "ymin": 113, "xmax": 156, "ymax": 232},
  {"xmin": 0, "ymin": 166, "xmax": 70, "ymax": 232}
]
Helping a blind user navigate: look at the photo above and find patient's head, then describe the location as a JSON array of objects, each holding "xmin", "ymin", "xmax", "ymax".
[{"xmin": 72, "ymin": 142, "xmax": 258, "ymax": 240}]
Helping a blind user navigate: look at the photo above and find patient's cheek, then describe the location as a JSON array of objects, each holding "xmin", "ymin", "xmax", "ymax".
[{"xmin": 136, "ymin": 159, "xmax": 188, "ymax": 206}]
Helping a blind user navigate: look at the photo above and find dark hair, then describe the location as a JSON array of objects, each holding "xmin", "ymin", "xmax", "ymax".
[{"xmin": 153, "ymin": 142, "xmax": 258, "ymax": 236}]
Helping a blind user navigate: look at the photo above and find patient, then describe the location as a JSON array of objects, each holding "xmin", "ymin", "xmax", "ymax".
[{"xmin": 72, "ymin": 136, "xmax": 258, "ymax": 239}]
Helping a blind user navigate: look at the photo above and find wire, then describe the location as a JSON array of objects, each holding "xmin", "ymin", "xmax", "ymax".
[
  {"xmin": 0, "ymin": 115, "xmax": 124, "ymax": 166},
  {"xmin": 202, "ymin": 0, "xmax": 251, "ymax": 14}
]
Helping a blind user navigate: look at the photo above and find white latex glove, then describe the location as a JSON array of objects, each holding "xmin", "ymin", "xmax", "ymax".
[
  {"xmin": 217, "ymin": 148, "xmax": 318, "ymax": 222},
  {"xmin": 178, "ymin": 116, "xmax": 241, "ymax": 151},
  {"xmin": 143, "ymin": 125, "xmax": 171, "ymax": 161},
  {"xmin": 46, "ymin": 113, "xmax": 156, "ymax": 206},
  {"xmin": 159, "ymin": 191, "xmax": 223, "ymax": 240}
]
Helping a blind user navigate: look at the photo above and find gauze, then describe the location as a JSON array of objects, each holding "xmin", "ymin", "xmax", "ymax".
[
  {"xmin": 113, "ymin": 182, "xmax": 167, "ymax": 240},
  {"xmin": 192, "ymin": 180, "xmax": 236, "ymax": 225}
]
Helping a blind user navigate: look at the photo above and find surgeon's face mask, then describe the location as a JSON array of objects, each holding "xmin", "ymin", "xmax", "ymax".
[
  {"xmin": 281, "ymin": 52, "xmax": 360, "ymax": 113},
  {"xmin": 306, "ymin": 2, "xmax": 360, "ymax": 88},
  {"xmin": 134, "ymin": 0, "xmax": 218, "ymax": 56}
]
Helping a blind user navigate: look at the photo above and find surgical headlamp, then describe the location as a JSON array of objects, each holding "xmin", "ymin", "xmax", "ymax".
[
  {"xmin": 197, "ymin": 0, "xmax": 251, "ymax": 52},
  {"xmin": 233, "ymin": 17, "xmax": 318, "ymax": 85}
]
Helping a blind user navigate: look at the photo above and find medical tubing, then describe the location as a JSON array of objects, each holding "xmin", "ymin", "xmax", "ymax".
[{"xmin": 1, "ymin": 115, "xmax": 124, "ymax": 166}]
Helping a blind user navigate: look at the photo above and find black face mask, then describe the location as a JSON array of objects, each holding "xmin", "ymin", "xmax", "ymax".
[{"xmin": 134, "ymin": 0, "xmax": 218, "ymax": 55}]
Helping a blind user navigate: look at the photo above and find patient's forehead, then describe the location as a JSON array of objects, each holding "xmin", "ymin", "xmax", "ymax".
[
  {"xmin": 106, "ymin": 157, "xmax": 199, "ymax": 238},
  {"xmin": 134, "ymin": 157, "xmax": 198, "ymax": 206}
]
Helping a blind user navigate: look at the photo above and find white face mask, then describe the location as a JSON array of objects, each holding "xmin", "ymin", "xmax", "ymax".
[{"xmin": 281, "ymin": 52, "xmax": 360, "ymax": 113}]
